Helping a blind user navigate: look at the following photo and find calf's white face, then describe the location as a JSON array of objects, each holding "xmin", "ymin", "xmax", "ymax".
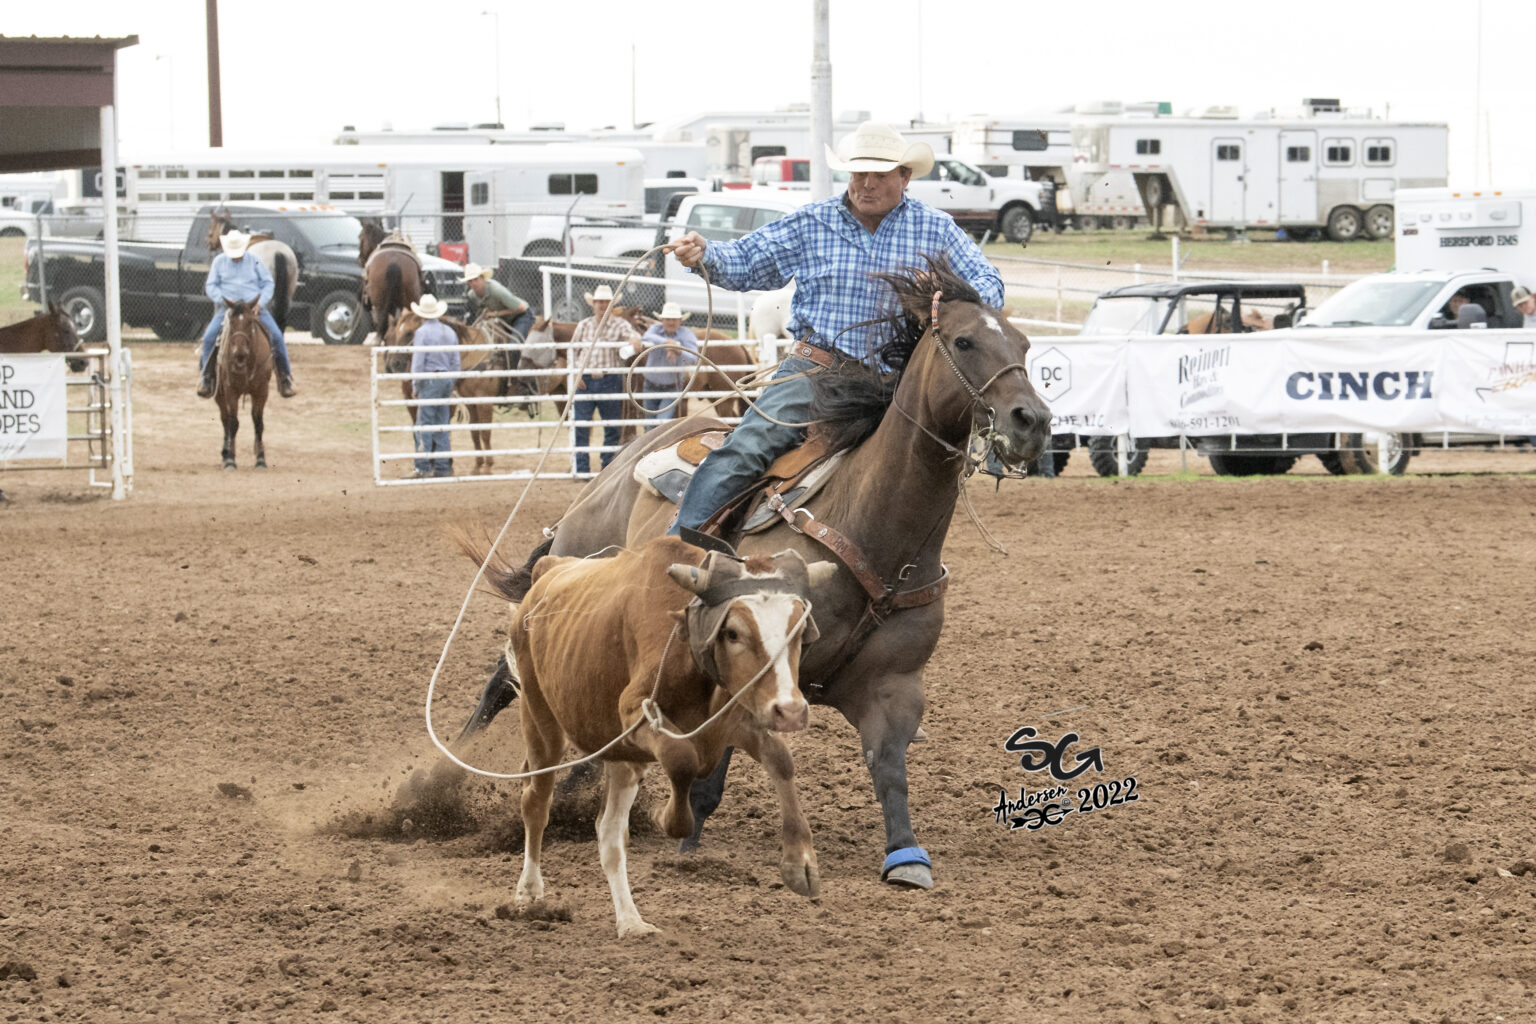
[{"xmin": 716, "ymin": 593, "xmax": 810, "ymax": 733}]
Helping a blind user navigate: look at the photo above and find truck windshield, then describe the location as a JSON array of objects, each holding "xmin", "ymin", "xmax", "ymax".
[
  {"xmin": 1081, "ymin": 296, "xmax": 1166, "ymax": 335},
  {"xmin": 1299, "ymin": 279, "xmax": 1444, "ymax": 328},
  {"xmin": 293, "ymin": 213, "xmax": 366, "ymax": 250}
]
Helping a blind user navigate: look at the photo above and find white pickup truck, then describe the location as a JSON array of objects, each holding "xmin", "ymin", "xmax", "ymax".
[{"xmin": 659, "ymin": 190, "xmax": 812, "ymax": 319}]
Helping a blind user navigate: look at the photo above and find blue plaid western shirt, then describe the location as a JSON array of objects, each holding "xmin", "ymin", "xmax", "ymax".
[{"xmin": 697, "ymin": 194, "xmax": 1004, "ymax": 361}]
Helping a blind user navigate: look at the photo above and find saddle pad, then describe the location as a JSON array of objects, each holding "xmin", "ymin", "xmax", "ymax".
[
  {"xmin": 676, "ymin": 431, "xmax": 729, "ymax": 466},
  {"xmin": 740, "ymin": 451, "xmax": 843, "ymax": 534},
  {"xmin": 633, "ymin": 430, "xmax": 730, "ymax": 502}
]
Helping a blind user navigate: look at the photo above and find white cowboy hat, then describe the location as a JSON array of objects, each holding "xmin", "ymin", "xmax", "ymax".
[
  {"xmin": 461, "ymin": 262, "xmax": 494, "ymax": 282},
  {"xmin": 410, "ymin": 294, "xmax": 449, "ymax": 319},
  {"xmin": 220, "ymin": 229, "xmax": 251, "ymax": 258},
  {"xmin": 655, "ymin": 301, "xmax": 684, "ymax": 320},
  {"xmin": 824, "ymin": 121, "xmax": 934, "ymax": 178},
  {"xmin": 583, "ymin": 284, "xmax": 617, "ymax": 303}
]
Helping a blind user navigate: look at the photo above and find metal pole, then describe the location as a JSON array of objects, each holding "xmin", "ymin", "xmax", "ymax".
[
  {"xmin": 35, "ymin": 213, "xmax": 47, "ymax": 309},
  {"xmin": 206, "ymin": 0, "xmax": 223, "ymax": 147},
  {"xmin": 1474, "ymin": 0, "xmax": 1483, "ymax": 186},
  {"xmin": 1055, "ymin": 266, "xmax": 1063, "ymax": 322},
  {"xmin": 1171, "ymin": 235, "xmax": 1180, "ymax": 282},
  {"xmin": 809, "ymin": 0, "xmax": 833, "ymax": 201},
  {"xmin": 101, "ymin": 104, "xmax": 127, "ymax": 500}
]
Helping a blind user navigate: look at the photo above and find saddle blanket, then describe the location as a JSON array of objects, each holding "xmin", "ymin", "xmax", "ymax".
[{"xmin": 633, "ymin": 430, "xmax": 842, "ymax": 534}]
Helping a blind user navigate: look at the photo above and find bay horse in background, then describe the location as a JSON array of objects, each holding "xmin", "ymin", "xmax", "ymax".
[
  {"xmin": 0, "ymin": 303, "xmax": 86, "ymax": 372},
  {"xmin": 207, "ymin": 209, "xmax": 298, "ymax": 331},
  {"xmin": 386, "ymin": 311, "xmax": 515, "ymax": 475},
  {"xmin": 212, "ymin": 299, "xmax": 273, "ymax": 470},
  {"xmin": 358, "ymin": 221, "xmax": 426, "ymax": 341},
  {"xmin": 456, "ymin": 258, "xmax": 1053, "ymax": 891}
]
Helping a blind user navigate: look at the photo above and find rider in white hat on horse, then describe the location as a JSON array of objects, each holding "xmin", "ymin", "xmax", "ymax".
[{"xmin": 197, "ymin": 229, "xmax": 297, "ymax": 398}]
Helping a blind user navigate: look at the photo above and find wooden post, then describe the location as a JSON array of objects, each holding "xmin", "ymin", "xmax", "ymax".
[{"xmin": 206, "ymin": 0, "xmax": 223, "ymax": 147}]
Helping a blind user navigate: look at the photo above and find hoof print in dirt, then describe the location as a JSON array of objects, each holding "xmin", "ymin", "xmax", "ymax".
[
  {"xmin": 217, "ymin": 782, "xmax": 253, "ymax": 799},
  {"xmin": 494, "ymin": 901, "xmax": 572, "ymax": 925}
]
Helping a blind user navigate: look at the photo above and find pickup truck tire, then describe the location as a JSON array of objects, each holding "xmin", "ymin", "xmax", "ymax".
[
  {"xmin": 523, "ymin": 240, "xmax": 564, "ymax": 258},
  {"xmin": 1088, "ymin": 435, "xmax": 1149, "ymax": 477},
  {"xmin": 1337, "ymin": 432, "xmax": 1411, "ymax": 475},
  {"xmin": 1206, "ymin": 452, "xmax": 1299, "ymax": 476},
  {"xmin": 58, "ymin": 284, "xmax": 107, "ymax": 344},
  {"xmin": 0, "ymin": 227, "xmax": 25, "ymax": 238},
  {"xmin": 1326, "ymin": 206, "xmax": 1363, "ymax": 242},
  {"xmin": 1317, "ymin": 451, "xmax": 1348, "ymax": 475},
  {"xmin": 1364, "ymin": 205, "xmax": 1394, "ymax": 240},
  {"xmin": 311, "ymin": 289, "xmax": 369, "ymax": 345},
  {"xmin": 999, "ymin": 205, "xmax": 1034, "ymax": 244}
]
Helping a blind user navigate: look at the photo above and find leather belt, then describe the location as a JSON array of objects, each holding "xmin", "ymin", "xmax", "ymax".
[{"xmin": 790, "ymin": 342, "xmax": 836, "ymax": 369}]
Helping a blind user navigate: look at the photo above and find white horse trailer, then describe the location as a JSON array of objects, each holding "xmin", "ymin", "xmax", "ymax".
[{"xmin": 1076, "ymin": 105, "xmax": 1449, "ymax": 240}]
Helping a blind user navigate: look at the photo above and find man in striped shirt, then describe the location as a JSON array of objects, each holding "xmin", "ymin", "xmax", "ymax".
[
  {"xmin": 666, "ymin": 122, "xmax": 1004, "ymax": 534},
  {"xmin": 568, "ymin": 284, "xmax": 642, "ymax": 474}
]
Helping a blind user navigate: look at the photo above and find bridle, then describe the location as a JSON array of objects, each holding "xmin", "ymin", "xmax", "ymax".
[{"xmin": 219, "ymin": 305, "xmax": 269, "ymax": 392}]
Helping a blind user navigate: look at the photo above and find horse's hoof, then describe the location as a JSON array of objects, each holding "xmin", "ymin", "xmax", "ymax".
[
  {"xmin": 616, "ymin": 918, "xmax": 659, "ymax": 939},
  {"xmin": 677, "ymin": 835, "xmax": 701, "ymax": 855},
  {"xmin": 255, "ymin": 460, "xmax": 267, "ymax": 469},
  {"xmin": 222, "ymin": 462, "xmax": 236, "ymax": 472},
  {"xmin": 882, "ymin": 863, "xmax": 933, "ymax": 890},
  {"xmin": 781, "ymin": 860, "xmax": 821, "ymax": 898}
]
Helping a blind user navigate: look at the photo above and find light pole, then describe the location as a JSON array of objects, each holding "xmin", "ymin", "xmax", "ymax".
[
  {"xmin": 155, "ymin": 53, "xmax": 175, "ymax": 148},
  {"xmin": 480, "ymin": 9, "xmax": 502, "ymax": 127}
]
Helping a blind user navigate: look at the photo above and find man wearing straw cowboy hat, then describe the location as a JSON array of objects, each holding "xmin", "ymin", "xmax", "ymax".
[
  {"xmin": 633, "ymin": 301, "xmax": 700, "ymax": 427},
  {"xmin": 196, "ymin": 228, "xmax": 297, "ymax": 399},
  {"xmin": 462, "ymin": 262, "xmax": 535, "ymax": 340},
  {"xmin": 568, "ymin": 284, "xmax": 643, "ymax": 474},
  {"xmin": 407, "ymin": 294, "xmax": 459, "ymax": 478},
  {"xmin": 665, "ymin": 121, "xmax": 1004, "ymax": 534}
]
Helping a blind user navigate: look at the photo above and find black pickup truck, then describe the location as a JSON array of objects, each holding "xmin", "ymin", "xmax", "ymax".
[{"xmin": 22, "ymin": 203, "xmax": 466, "ymax": 345}]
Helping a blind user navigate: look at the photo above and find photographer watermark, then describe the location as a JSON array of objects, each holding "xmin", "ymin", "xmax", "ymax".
[{"xmin": 990, "ymin": 717, "xmax": 1141, "ymax": 831}]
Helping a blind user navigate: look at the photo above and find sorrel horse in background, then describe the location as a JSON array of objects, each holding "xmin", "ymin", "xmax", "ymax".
[
  {"xmin": 213, "ymin": 299, "xmax": 273, "ymax": 470},
  {"xmin": 0, "ymin": 303, "xmax": 85, "ymax": 372},
  {"xmin": 358, "ymin": 221, "xmax": 426, "ymax": 341},
  {"xmin": 386, "ymin": 311, "xmax": 515, "ymax": 475},
  {"xmin": 456, "ymin": 258, "xmax": 1053, "ymax": 891},
  {"xmin": 206, "ymin": 209, "xmax": 298, "ymax": 331}
]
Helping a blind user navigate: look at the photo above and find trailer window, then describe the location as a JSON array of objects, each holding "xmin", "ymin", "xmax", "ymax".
[
  {"xmin": 1285, "ymin": 146, "xmax": 1312, "ymax": 162},
  {"xmin": 470, "ymin": 182, "xmax": 490, "ymax": 206},
  {"xmin": 1364, "ymin": 141, "xmax": 1394, "ymax": 166},
  {"xmin": 197, "ymin": 170, "xmax": 220, "ymax": 179},
  {"xmin": 1011, "ymin": 130, "xmax": 1048, "ymax": 152},
  {"xmin": 548, "ymin": 173, "xmax": 599, "ymax": 196},
  {"xmin": 164, "ymin": 169, "xmax": 189, "ymax": 179},
  {"xmin": 1323, "ymin": 141, "xmax": 1353, "ymax": 165},
  {"xmin": 1135, "ymin": 139, "xmax": 1161, "ymax": 156},
  {"xmin": 1216, "ymin": 145, "xmax": 1240, "ymax": 161}
]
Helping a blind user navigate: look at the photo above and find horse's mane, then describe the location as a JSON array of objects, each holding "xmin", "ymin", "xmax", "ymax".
[{"xmin": 807, "ymin": 256, "xmax": 983, "ymax": 455}]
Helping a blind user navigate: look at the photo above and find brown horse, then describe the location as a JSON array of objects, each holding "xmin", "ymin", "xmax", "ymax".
[
  {"xmin": 0, "ymin": 303, "xmax": 85, "ymax": 372},
  {"xmin": 358, "ymin": 224, "xmax": 426, "ymax": 341},
  {"xmin": 213, "ymin": 299, "xmax": 272, "ymax": 470},
  {"xmin": 386, "ymin": 312, "xmax": 519, "ymax": 475},
  {"xmin": 206, "ymin": 209, "xmax": 298, "ymax": 331},
  {"xmin": 459, "ymin": 258, "xmax": 1053, "ymax": 890}
]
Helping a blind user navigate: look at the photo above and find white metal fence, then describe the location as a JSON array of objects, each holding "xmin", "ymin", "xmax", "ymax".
[{"xmin": 0, "ymin": 347, "xmax": 133, "ymax": 491}]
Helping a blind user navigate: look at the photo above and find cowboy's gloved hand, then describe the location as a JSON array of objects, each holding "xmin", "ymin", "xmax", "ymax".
[{"xmin": 670, "ymin": 232, "xmax": 707, "ymax": 268}]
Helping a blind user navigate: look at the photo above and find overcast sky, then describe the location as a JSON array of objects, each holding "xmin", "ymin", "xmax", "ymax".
[{"xmin": 9, "ymin": 0, "xmax": 1532, "ymax": 185}]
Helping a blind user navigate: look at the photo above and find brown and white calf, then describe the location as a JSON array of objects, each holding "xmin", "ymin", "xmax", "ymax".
[{"xmin": 462, "ymin": 534, "xmax": 833, "ymax": 938}]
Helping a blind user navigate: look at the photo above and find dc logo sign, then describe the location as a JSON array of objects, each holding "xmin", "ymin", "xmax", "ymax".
[{"xmin": 1029, "ymin": 347, "xmax": 1072, "ymax": 400}]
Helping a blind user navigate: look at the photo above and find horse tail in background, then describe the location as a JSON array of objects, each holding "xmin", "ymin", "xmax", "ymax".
[
  {"xmin": 384, "ymin": 262, "xmax": 403, "ymax": 323},
  {"xmin": 270, "ymin": 252, "xmax": 292, "ymax": 331}
]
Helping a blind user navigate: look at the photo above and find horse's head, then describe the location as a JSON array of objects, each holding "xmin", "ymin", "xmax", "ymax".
[
  {"xmin": 48, "ymin": 301, "xmax": 86, "ymax": 372},
  {"xmin": 222, "ymin": 299, "xmax": 264, "ymax": 379},
  {"xmin": 207, "ymin": 209, "xmax": 233, "ymax": 254},
  {"xmin": 877, "ymin": 257, "xmax": 1051, "ymax": 470},
  {"xmin": 667, "ymin": 548, "xmax": 837, "ymax": 734},
  {"xmin": 384, "ymin": 309, "xmax": 422, "ymax": 374},
  {"xmin": 358, "ymin": 217, "xmax": 386, "ymax": 267}
]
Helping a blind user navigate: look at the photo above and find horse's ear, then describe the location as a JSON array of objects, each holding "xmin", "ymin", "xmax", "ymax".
[{"xmin": 225, "ymin": 298, "xmax": 238, "ymax": 309}]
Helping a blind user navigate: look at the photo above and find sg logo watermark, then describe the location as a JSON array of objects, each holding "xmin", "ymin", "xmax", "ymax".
[{"xmin": 990, "ymin": 726, "xmax": 1141, "ymax": 832}]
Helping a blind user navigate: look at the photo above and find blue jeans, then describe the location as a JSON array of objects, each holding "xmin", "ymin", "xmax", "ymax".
[
  {"xmin": 574, "ymin": 372, "xmax": 624, "ymax": 475},
  {"xmin": 642, "ymin": 387, "xmax": 683, "ymax": 426},
  {"xmin": 202, "ymin": 306, "xmax": 291, "ymax": 377},
  {"xmin": 670, "ymin": 356, "xmax": 816, "ymax": 534},
  {"xmin": 413, "ymin": 377, "xmax": 454, "ymax": 476}
]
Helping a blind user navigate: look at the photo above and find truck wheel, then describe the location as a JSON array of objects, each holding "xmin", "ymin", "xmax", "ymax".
[
  {"xmin": 1206, "ymin": 452, "xmax": 1298, "ymax": 476},
  {"xmin": 1364, "ymin": 205, "xmax": 1394, "ymax": 240},
  {"xmin": 1337, "ymin": 432, "xmax": 1411, "ymax": 475},
  {"xmin": 1317, "ymin": 451, "xmax": 1347, "ymax": 475},
  {"xmin": 311, "ymin": 289, "xmax": 369, "ymax": 345},
  {"xmin": 1088, "ymin": 435, "xmax": 1149, "ymax": 477},
  {"xmin": 522, "ymin": 240, "xmax": 564, "ymax": 258},
  {"xmin": 1326, "ymin": 206, "xmax": 1363, "ymax": 242},
  {"xmin": 1000, "ymin": 205, "xmax": 1034, "ymax": 244},
  {"xmin": 58, "ymin": 285, "xmax": 106, "ymax": 344},
  {"xmin": 151, "ymin": 320, "xmax": 199, "ymax": 342},
  {"xmin": 0, "ymin": 226, "xmax": 25, "ymax": 238},
  {"xmin": 1110, "ymin": 215, "xmax": 1133, "ymax": 231},
  {"xmin": 1077, "ymin": 215, "xmax": 1099, "ymax": 232},
  {"xmin": 551, "ymin": 296, "xmax": 588, "ymax": 321}
]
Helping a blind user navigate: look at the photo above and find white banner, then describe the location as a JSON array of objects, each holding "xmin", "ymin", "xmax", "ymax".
[
  {"xmin": 0, "ymin": 353, "xmax": 68, "ymax": 462},
  {"xmin": 1027, "ymin": 341, "xmax": 1128, "ymax": 435}
]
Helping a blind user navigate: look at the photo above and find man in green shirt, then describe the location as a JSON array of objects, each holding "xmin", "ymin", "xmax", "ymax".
[{"xmin": 462, "ymin": 263, "xmax": 534, "ymax": 339}]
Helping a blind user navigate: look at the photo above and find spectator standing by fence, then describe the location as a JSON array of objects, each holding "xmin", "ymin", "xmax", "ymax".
[
  {"xmin": 569, "ymin": 285, "xmax": 641, "ymax": 474},
  {"xmin": 408, "ymin": 294, "xmax": 458, "ymax": 479},
  {"xmin": 635, "ymin": 301, "xmax": 699, "ymax": 426}
]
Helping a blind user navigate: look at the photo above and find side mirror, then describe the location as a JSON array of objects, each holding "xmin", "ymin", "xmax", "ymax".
[{"xmin": 1427, "ymin": 316, "xmax": 1453, "ymax": 330}]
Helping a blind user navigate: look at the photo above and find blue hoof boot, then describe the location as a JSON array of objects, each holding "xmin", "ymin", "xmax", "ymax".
[{"xmin": 881, "ymin": 846, "xmax": 933, "ymax": 890}]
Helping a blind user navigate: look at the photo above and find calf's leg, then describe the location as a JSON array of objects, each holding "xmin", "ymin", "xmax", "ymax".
[
  {"xmin": 598, "ymin": 761, "xmax": 656, "ymax": 938},
  {"xmin": 516, "ymin": 673, "xmax": 564, "ymax": 904},
  {"xmin": 736, "ymin": 729, "xmax": 819, "ymax": 898}
]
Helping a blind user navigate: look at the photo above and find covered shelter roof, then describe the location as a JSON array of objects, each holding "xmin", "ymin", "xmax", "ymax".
[{"xmin": 0, "ymin": 34, "xmax": 139, "ymax": 173}]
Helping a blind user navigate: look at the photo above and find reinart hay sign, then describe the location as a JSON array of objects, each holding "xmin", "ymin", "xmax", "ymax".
[{"xmin": 0, "ymin": 354, "xmax": 68, "ymax": 462}]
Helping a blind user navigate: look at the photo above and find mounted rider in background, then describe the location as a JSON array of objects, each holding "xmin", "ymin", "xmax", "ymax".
[
  {"xmin": 197, "ymin": 230, "xmax": 297, "ymax": 399},
  {"xmin": 665, "ymin": 121, "xmax": 1004, "ymax": 535}
]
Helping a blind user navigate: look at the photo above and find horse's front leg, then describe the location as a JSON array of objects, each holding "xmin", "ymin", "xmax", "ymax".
[
  {"xmin": 735, "ymin": 728, "xmax": 819, "ymax": 897},
  {"xmin": 220, "ymin": 405, "xmax": 239, "ymax": 470},
  {"xmin": 842, "ymin": 669, "xmax": 930, "ymax": 889},
  {"xmin": 252, "ymin": 398, "xmax": 267, "ymax": 469}
]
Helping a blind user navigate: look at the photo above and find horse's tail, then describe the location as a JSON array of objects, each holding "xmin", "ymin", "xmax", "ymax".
[
  {"xmin": 447, "ymin": 526, "xmax": 554, "ymax": 604},
  {"xmin": 270, "ymin": 252, "xmax": 292, "ymax": 331},
  {"xmin": 384, "ymin": 262, "xmax": 404, "ymax": 323}
]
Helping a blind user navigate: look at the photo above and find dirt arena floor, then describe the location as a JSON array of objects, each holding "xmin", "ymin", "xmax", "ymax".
[{"xmin": 4, "ymin": 343, "xmax": 1536, "ymax": 1024}]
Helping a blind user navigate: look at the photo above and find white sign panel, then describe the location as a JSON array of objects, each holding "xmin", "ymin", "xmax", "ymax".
[
  {"xmin": 1026, "ymin": 341, "xmax": 1128, "ymax": 435},
  {"xmin": 1436, "ymin": 335, "xmax": 1536, "ymax": 434},
  {"xmin": 0, "ymin": 353, "xmax": 68, "ymax": 462},
  {"xmin": 1126, "ymin": 336, "xmax": 1286, "ymax": 436}
]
